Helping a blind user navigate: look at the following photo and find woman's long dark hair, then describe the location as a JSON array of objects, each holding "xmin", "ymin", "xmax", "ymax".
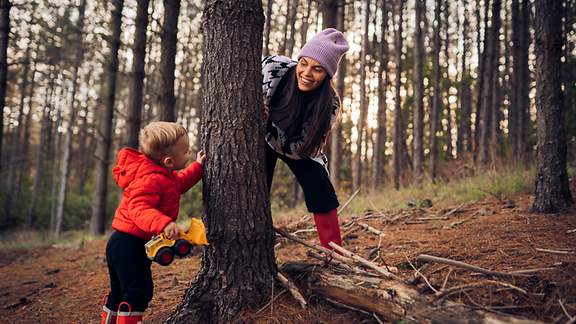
[{"xmin": 297, "ymin": 77, "xmax": 338, "ymax": 157}]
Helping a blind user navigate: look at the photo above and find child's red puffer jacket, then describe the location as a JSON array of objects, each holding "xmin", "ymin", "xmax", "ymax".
[{"xmin": 110, "ymin": 148, "xmax": 203, "ymax": 240}]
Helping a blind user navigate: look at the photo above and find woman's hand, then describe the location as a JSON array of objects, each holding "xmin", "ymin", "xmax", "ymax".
[
  {"xmin": 196, "ymin": 149, "xmax": 206, "ymax": 165},
  {"xmin": 263, "ymin": 104, "xmax": 270, "ymax": 124}
]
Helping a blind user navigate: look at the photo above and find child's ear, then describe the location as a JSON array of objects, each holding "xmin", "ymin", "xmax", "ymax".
[{"xmin": 162, "ymin": 156, "xmax": 174, "ymax": 168}]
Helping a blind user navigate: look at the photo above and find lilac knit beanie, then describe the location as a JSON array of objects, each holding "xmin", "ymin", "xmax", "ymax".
[{"xmin": 298, "ymin": 28, "xmax": 349, "ymax": 77}]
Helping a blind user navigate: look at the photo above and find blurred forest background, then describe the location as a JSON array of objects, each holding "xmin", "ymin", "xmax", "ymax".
[{"xmin": 0, "ymin": 0, "xmax": 574, "ymax": 238}]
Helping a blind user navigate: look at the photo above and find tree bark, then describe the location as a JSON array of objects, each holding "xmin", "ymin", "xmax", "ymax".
[
  {"xmin": 55, "ymin": 0, "xmax": 87, "ymax": 237},
  {"xmin": 285, "ymin": 0, "xmax": 298, "ymax": 58},
  {"xmin": 0, "ymin": 0, "xmax": 11, "ymax": 174},
  {"xmin": 510, "ymin": 0, "xmax": 530, "ymax": 165},
  {"xmin": 478, "ymin": 0, "xmax": 501, "ymax": 166},
  {"xmin": 167, "ymin": 1, "xmax": 275, "ymax": 322},
  {"xmin": 159, "ymin": 0, "xmax": 181, "ymax": 122},
  {"xmin": 329, "ymin": 0, "xmax": 346, "ymax": 189},
  {"xmin": 123, "ymin": 0, "xmax": 150, "ymax": 148},
  {"xmin": 457, "ymin": 0, "xmax": 472, "ymax": 156},
  {"xmin": 430, "ymin": 0, "xmax": 442, "ymax": 182},
  {"xmin": 393, "ymin": 0, "xmax": 404, "ymax": 190},
  {"xmin": 300, "ymin": 0, "xmax": 312, "ymax": 48},
  {"xmin": 444, "ymin": 0, "xmax": 453, "ymax": 160},
  {"xmin": 371, "ymin": 0, "xmax": 389, "ymax": 190},
  {"xmin": 413, "ymin": 0, "xmax": 425, "ymax": 187},
  {"xmin": 91, "ymin": 0, "xmax": 124, "ymax": 235},
  {"xmin": 531, "ymin": 0, "xmax": 573, "ymax": 213},
  {"xmin": 353, "ymin": 0, "xmax": 370, "ymax": 191},
  {"xmin": 263, "ymin": 0, "xmax": 273, "ymax": 57}
]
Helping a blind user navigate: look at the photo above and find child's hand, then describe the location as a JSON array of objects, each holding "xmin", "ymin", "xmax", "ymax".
[
  {"xmin": 196, "ymin": 149, "xmax": 206, "ymax": 165},
  {"xmin": 163, "ymin": 222, "xmax": 180, "ymax": 240}
]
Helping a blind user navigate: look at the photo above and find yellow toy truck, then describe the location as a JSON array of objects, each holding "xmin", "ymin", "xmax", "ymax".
[{"xmin": 145, "ymin": 217, "xmax": 208, "ymax": 266}]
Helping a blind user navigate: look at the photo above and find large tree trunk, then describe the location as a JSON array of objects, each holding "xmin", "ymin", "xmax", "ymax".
[
  {"xmin": 478, "ymin": 0, "xmax": 501, "ymax": 166},
  {"xmin": 167, "ymin": 1, "xmax": 275, "ymax": 322},
  {"xmin": 457, "ymin": 0, "xmax": 472, "ymax": 156},
  {"xmin": 430, "ymin": 0, "xmax": 442, "ymax": 182},
  {"xmin": 90, "ymin": 0, "xmax": 124, "ymax": 235},
  {"xmin": 28, "ymin": 66, "xmax": 55, "ymax": 228},
  {"xmin": 329, "ymin": 0, "xmax": 346, "ymax": 189},
  {"xmin": 0, "ymin": 0, "xmax": 10, "ymax": 174},
  {"xmin": 263, "ymin": 0, "xmax": 273, "ymax": 57},
  {"xmin": 393, "ymin": 0, "xmax": 404, "ymax": 190},
  {"xmin": 353, "ymin": 0, "xmax": 370, "ymax": 191},
  {"xmin": 412, "ymin": 0, "xmax": 425, "ymax": 187},
  {"xmin": 285, "ymin": 0, "xmax": 298, "ymax": 58},
  {"xmin": 4, "ymin": 25, "xmax": 31, "ymax": 222},
  {"xmin": 321, "ymin": 0, "xmax": 339, "ymax": 30},
  {"xmin": 159, "ymin": 0, "xmax": 181, "ymax": 122},
  {"xmin": 510, "ymin": 0, "xmax": 531, "ymax": 165},
  {"xmin": 531, "ymin": 0, "xmax": 573, "ymax": 213},
  {"xmin": 123, "ymin": 0, "xmax": 150, "ymax": 148},
  {"xmin": 54, "ymin": 0, "xmax": 86, "ymax": 237},
  {"xmin": 371, "ymin": 0, "xmax": 389, "ymax": 190},
  {"xmin": 444, "ymin": 0, "xmax": 453, "ymax": 160},
  {"xmin": 300, "ymin": 0, "xmax": 312, "ymax": 48}
]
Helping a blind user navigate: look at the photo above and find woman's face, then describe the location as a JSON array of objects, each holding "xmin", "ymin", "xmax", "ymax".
[{"xmin": 296, "ymin": 57, "xmax": 327, "ymax": 92}]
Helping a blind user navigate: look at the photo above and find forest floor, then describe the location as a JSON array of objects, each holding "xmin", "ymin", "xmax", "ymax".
[{"xmin": 1, "ymin": 191, "xmax": 575, "ymax": 323}]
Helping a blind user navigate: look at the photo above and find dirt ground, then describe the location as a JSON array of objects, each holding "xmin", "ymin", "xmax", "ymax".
[{"xmin": 1, "ymin": 193, "xmax": 575, "ymax": 323}]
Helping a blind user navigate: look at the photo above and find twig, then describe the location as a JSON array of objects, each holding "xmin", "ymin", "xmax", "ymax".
[
  {"xmin": 357, "ymin": 222, "xmax": 384, "ymax": 236},
  {"xmin": 436, "ymin": 280, "xmax": 528, "ymax": 300},
  {"xmin": 535, "ymin": 248, "xmax": 575, "ymax": 255},
  {"xmin": 441, "ymin": 268, "xmax": 453, "ymax": 291},
  {"xmin": 306, "ymin": 251, "xmax": 380, "ymax": 277},
  {"xmin": 509, "ymin": 267, "xmax": 557, "ymax": 274},
  {"xmin": 292, "ymin": 228, "xmax": 316, "ymax": 235},
  {"xmin": 275, "ymin": 228, "xmax": 353, "ymax": 265},
  {"xmin": 559, "ymin": 299, "xmax": 574, "ymax": 322},
  {"xmin": 416, "ymin": 254, "xmax": 529, "ymax": 278},
  {"xmin": 329, "ymin": 243, "xmax": 401, "ymax": 280},
  {"xmin": 324, "ymin": 297, "xmax": 371, "ymax": 315},
  {"xmin": 256, "ymin": 290, "xmax": 287, "ymax": 314},
  {"xmin": 276, "ymin": 272, "xmax": 307, "ymax": 309},
  {"xmin": 338, "ymin": 188, "xmax": 361, "ymax": 215},
  {"xmin": 406, "ymin": 263, "xmax": 430, "ymax": 285},
  {"xmin": 372, "ymin": 313, "xmax": 384, "ymax": 324},
  {"xmin": 442, "ymin": 203, "xmax": 466, "ymax": 218},
  {"xmin": 567, "ymin": 229, "xmax": 576, "ymax": 234},
  {"xmin": 405, "ymin": 256, "xmax": 439, "ymax": 293}
]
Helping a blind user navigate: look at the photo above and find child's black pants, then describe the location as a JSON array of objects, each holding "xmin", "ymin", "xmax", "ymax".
[{"xmin": 105, "ymin": 231, "xmax": 153, "ymax": 312}]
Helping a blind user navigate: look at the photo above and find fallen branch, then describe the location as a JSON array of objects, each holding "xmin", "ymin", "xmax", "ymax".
[
  {"xmin": 416, "ymin": 254, "xmax": 530, "ymax": 278},
  {"xmin": 405, "ymin": 256, "xmax": 439, "ymax": 293},
  {"xmin": 329, "ymin": 242, "xmax": 400, "ymax": 280},
  {"xmin": 276, "ymin": 272, "xmax": 307, "ymax": 309},
  {"xmin": 567, "ymin": 229, "xmax": 576, "ymax": 234},
  {"xmin": 435, "ymin": 280, "xmax": 528, "ymax": 301},
  {"xmin": 442, "ymin": 203, "xmax": 466, "ymax": 218},
  {"xmin": 535, "ymin": 248, "xmax": 575, "ymax": 255},
  {"xmin": 307, "ymin": 251, "xmax": 379, "ymax": 277},
  {"xmin": 338, "ymin": 188, "xmax": 361, "ymax": 215},
  {"xmin": 509, "ymin": 267, "xmax": 556, "ymax": 274},
  {"xmin": 281, "ymin": 262, "xmax": 541, "ymax": 323},
  {"xmin": 357, "ymin": 222, "xmax": 384, "ymax": 236},
  {"xmin": 275, "ymin": 228, "xmax": 353, "ymax": 265}
]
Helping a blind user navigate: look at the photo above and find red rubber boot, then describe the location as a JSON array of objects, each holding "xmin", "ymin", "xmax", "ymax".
[
  {"xmin": 313, "ymin": 209, "xmax": 342, "ymax": 249},
  {"xmin": 116, "ymin": 302, "xmax": 144, "ymax": 324},
  {"xmin": 100, "ymin": 295, "xmax": 117, "ymax": 324}
]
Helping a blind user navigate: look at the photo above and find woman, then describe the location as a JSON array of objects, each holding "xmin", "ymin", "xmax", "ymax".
[{"xmin": 262, "ymin": 28, "xmax": 349, "ymax": 249}]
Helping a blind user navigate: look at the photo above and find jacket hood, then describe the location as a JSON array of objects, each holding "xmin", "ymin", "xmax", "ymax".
[{"xmin": 112, "ymin": 148, "xmax": 169, "ymax": 189}]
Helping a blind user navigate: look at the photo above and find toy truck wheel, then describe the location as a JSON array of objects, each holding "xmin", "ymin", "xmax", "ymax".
[
  {"xmin": 155, "ymin": 247, "xmax": 174, "ymax": 266},
  {"xmin": 174, "ymin": 239, "xmax": 191, "ymax": 257}
]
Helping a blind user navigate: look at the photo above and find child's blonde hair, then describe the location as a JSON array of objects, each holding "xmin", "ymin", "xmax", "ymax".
[{"xmin": 139, "ymin": 121, "xmax": 188, "ymax": 161}]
